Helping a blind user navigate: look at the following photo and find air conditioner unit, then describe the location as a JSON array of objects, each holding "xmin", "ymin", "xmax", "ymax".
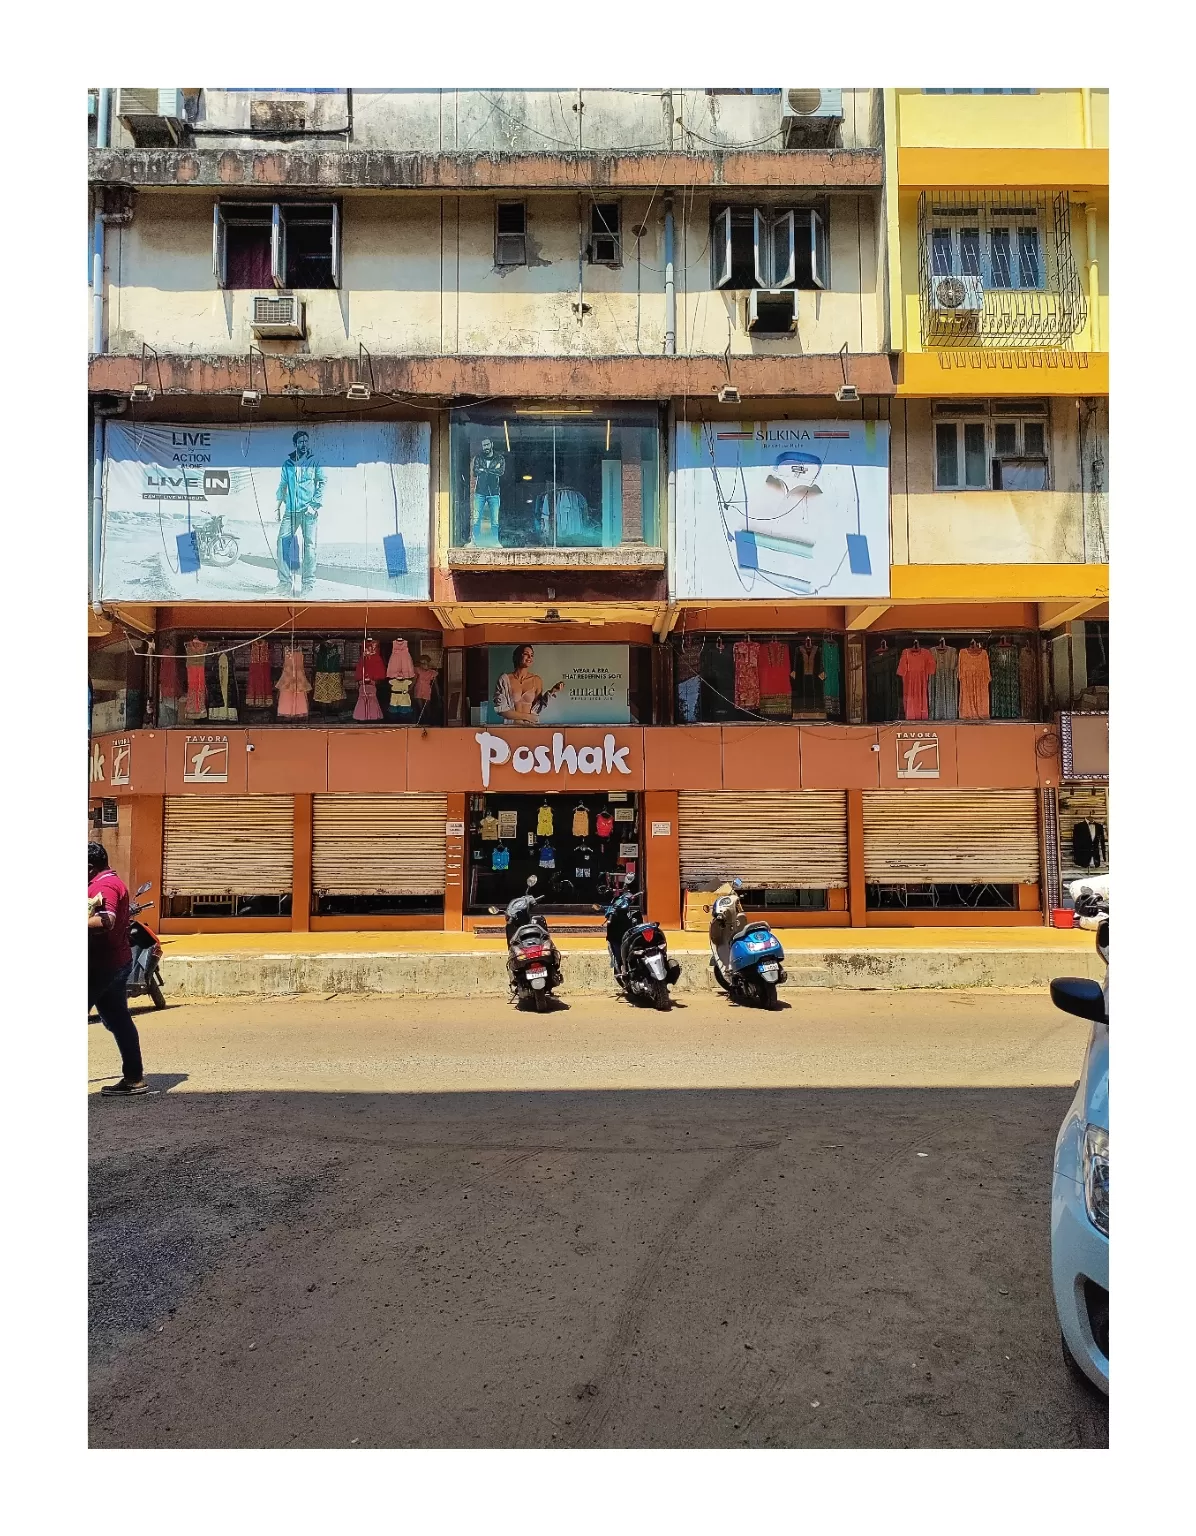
[
  {"xmin": 780, "ymin": 89, "xmax": 844, "ymax": 145},
  {"xmin": 931, "ymin": 273, "xmax": 984, "ymax": 314},
  {"xmin": 115, "ymin": 88, "xmax": 186, "ymax": 145},
  {"xmin": 251, "ymin": 293, "xmax": 305, "ymax": 339},
  {"xmin": 745, "ymin": 289, "xmax": 797, "ymax": 335}
]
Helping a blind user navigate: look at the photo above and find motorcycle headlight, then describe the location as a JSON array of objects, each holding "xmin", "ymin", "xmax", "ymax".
[{"xmin": 1082, "ymin": 1124, "xmax": 1109, "ymax": 1236}]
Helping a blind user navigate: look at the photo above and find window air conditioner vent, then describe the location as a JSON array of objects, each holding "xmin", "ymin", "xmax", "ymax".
[
  {"xmin": 745, "ymin": 288, "xmax": 798, "ymax": 335},
  {"xmin": 251, "ymin": 293, "xmax": 305, "ymax": 339},
  {"xmin": 931, "ymin": 273, "xmax": 984, "ymax": 313},
  {"xmin": 780, "ymin": 89, "xmax": 843, "ymax": 146},
  {"xmin": 115, "ymin": 89, "xmax": 186, "ymax": 144}
]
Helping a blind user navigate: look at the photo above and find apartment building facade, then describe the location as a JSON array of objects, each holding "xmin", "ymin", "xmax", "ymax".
[{"xmin": 87, "ymin": 87, "xmax": 1108, "ymax": 935}]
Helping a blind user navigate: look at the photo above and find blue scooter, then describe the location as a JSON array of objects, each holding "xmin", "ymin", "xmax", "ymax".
[{"xmin": 707, "ymin": 877, "xmax": 786, "ymax": 1009}]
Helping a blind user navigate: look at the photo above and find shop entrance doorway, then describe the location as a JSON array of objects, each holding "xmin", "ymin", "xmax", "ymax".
[{"xmin": 466, "ymin": 791, "xmax": 640, "ymax": 914}]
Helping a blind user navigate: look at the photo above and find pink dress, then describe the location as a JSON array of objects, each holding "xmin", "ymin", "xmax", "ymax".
[
  {"xmin": 387, "ymin": 639, "xmax": 416, "ymax": 680},
  {"xmin": 354, "ymin": 639, "xmax": 385, "ymax": 721},
  {"xmin": 184, "ymin": 638, "xmax": 208, "ymax": 719},
  {"xmin": 276, "ymin": 648, "xmax": 311, "ymax": 719},
  {"xmin": 413, "ymin": 663, "xmax": 438, "ymax": 703}
]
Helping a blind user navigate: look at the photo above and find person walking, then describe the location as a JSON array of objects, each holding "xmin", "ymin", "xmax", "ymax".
[{"xmin": 87, "ymin": 842, "xmax": 147, "ymax": 1096}]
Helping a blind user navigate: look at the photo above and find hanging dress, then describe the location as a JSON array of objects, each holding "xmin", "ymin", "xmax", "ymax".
[
  {"xmin": 866, "ymin": 646, "xmax": 901, "ymax": 722},
  {"xmin": 988, "ymin": 643, "xmax": 1021, "ymax": 719},
  {"xmin": 957, "ymin": 646, "xmax": 992, "ymax": 720},
  {"xmin": 793, "ymin": 641, "xmax": 823, "ymax": 715},
  {"xmin": 896, "ymin": 645, "xmax": 936, "ymax": 722},
  {"xmin": 276, "ymin": 647, "xmax": 312, "ymax": 719},
  {"xmin": 312, "ymin": 641, "xmax": 346, "ymax": 705},
  {"xmin": 757, "ymin": 642, "xmax": 793, "ymax": 717},
  {"xmin": 928, "ymin": 645, "xmax": 959, "ymax": 721},
  {"xmin": 245, "ymin": 639, "xmax": 273, "ymax": 710},
  {"xmin": 208, "ymin": 651, "xmax": 239, "ymax": 722},
  {"xmin": 386, "ymin": 638, "xmax": 417, "ymax": 720},
  {"xmin": 536, "ymin": 804, "xmax": 554, "ymax": 837},
  {"xmin": 821, "ymin": 638, "xmax": 842, "ymax": 718},
  {"xmin": 158, "ymin": 645, "xmax": 183, "ymax": 727},
  {"xmin": 1018, "ymin": 642, "xmax": 1039, "ymax": 720},
  {"xmin": 413, "ymin": 661, "xmax": 439, "ymax": 704},
  {"xmin": 353, "ymin": 638, "xmax": 386, "ymax": 722},
  {"xmin": 184, "ymin": 639, "xmax": 208, "ymax": 720},
  {"xmin": 732, "ymin": 639, "xmax": 761, "ymax": 712}
]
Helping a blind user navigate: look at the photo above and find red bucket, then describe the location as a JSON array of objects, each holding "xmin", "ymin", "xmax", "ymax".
[{"xmin": 1051, "ymin": 908, "xmax": 1075, "ymax": 929}]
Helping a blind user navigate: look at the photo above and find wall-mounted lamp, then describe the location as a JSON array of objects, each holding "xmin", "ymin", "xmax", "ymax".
[
  {"xmin": 130, "ymin": 382, "xmax": 154, "ymax": 402},
  {"xmin": 241, "ymin": 389, "xmax": 262, "ymax": 408},
  {"xmin": 346, "ymin": 382, "xmax": 371, "ymax": 401},
  {"xmin": 717, "ymin": 385, "xmax": 740, "ymax": 405}
]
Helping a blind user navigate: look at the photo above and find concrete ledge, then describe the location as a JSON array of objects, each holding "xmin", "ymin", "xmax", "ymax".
[{"xmin": 161, "ymin": 944, "xmax": 1103, "ymax": 1000}]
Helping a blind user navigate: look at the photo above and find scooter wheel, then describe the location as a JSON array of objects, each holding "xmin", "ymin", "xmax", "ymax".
[
  {"xmin": 712, "ymin": 961, "xmax": 731, "ymax": 993},
  {"xmin": 147, "ymin": 972, "xmax": 167, "ymax": 1010},
  {"xmin": 532, "ymin": 989, "xmax": 550, "ymax": 1013},
  {"xmin": 752, "ymin": 979, "xmax": 778, "ymax": 1010},
  {"xmin": 650, "ymin": 979, "xmax": 671, "ymax": 1011}
]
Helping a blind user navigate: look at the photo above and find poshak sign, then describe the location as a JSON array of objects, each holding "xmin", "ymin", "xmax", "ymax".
[{"xmin": 473, "ymin": 729, "xmax": 643, "ymax": 791}]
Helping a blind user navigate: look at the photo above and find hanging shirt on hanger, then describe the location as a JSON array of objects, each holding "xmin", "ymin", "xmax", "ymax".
[
  {"xmin": 536, "ymin": 804, "xmax": 554, "ymax": 837},
  {"xmin": 595, "ymin": 811, "xmax": 614, "ymax": 839},
  {"xmin": 703, "ymin": 640, "xmax": 737, "ymax": 721},
  {"xmin": 480, "ymin": 813, "xmax": 499, "ymax": 841},
  {"xmin": 573, "ymin": 844, "xmax": 595, "ymax": 881},
  {"xmin": 733, "ymin": 638, "xmax": 761, "ymax": 711},
  {"xmin": 244, "ymin": 639, "xmax": 272, "ymax": 710},
  {"xmin": 491, "ymin": 845, "xmax": 510, "ymax": 872},
  {"xmin": 928, "ymin": 645, "xmax": 959, "ymax": 721},
  {"xmin": 757, "ymin": 641, "xmax": 793, "ymax": 717},
  {"xmin": 538, "ymin": 842, "xmax": 556, "ymax": 870},
  {"xmin": 572, "ymin": 806, "xmax": 589, "ymax": 837},
  {"xmin": 897, "ymin": 646, "xmax": 937, "ymax": 721},
  {"xmin": 1072, "ymin": 820, "xmax": 1107, "ymax": 869}
]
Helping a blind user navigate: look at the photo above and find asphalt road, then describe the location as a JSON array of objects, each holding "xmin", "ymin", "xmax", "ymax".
[{"xmin": 89, "ymin": 991, "xmax": 1109, "ymax": 1449}]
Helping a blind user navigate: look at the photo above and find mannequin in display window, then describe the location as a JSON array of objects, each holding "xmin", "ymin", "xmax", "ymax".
[{"xmin": 471, "ymin": 437, "xmax": 506, "ymax": 547}]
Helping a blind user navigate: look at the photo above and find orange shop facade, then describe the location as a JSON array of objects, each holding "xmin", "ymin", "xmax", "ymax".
[{"xmin": 88, "ymin": 719, "xmax": 1066, "ymax": 934}]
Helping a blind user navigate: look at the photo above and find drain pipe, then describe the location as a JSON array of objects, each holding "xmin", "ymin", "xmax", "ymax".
[
  {"xmin": 663, "ymin": 194, "xmax": 676, "ymax": 355},
  {"xmin": 92, "ymin": 87, "xmax": 110, "ymax": 354},
  {"xmin": 1084, "ymin": 205, "xmax": 1100, "ymax": 352},
  {"xmin": 91, "ymin": 417, "xmax": 105, "ymax": 611}
]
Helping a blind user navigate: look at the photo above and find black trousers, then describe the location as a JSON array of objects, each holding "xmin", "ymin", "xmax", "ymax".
[{"xmin": 89, "ymin": 962, "xmax": 144, "ymax": 1082}]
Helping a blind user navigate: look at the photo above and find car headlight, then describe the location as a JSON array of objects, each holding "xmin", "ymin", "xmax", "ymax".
[{"xmin": 1082, "ymin": 1124, "xmax": 1109, "ymax": 1236}]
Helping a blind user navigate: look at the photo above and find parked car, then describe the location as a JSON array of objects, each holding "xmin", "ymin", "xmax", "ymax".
[{"xmin": 1048, "ymin": 880, "xmax": 1109, "ymax": 1394}]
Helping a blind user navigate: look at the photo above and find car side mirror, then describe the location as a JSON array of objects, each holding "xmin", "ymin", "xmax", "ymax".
[{"xmin": 1049, "ymin": 977, "xmax": 1107, "ymax": 1024}]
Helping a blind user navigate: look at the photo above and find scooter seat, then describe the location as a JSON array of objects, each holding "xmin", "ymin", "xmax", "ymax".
[{"xmin": 739, "ymin": 920, "xmax": 773, "ymax": 940}]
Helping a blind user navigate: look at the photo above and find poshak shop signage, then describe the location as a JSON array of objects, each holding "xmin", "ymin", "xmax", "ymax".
[{"xmin": 476, "ymin": 730, "xmax": 634, "ymax": 789}]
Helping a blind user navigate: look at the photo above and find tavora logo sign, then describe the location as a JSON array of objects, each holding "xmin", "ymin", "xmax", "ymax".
[
  {"xmin": 896, "ymin": 731, "xmax": 941, "ymax": 779},
  {"xmin": 183, "ymin": 735, "xmax": 230, "ymax": 783},
  {"xmin": 476, "ymin": 731, "xmax": 631, "ymax": 789}
]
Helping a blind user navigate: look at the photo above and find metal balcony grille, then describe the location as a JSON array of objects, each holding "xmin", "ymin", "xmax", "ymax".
[{"xmin": 918, "ymin": 190, "xmax": 1087, "ymax": 349}]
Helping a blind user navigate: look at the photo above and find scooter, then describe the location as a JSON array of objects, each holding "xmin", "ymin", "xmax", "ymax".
[
  {"xmin": 601, "ymin": 873, "xmax": 680, "ymax": 1010},
  {"xmin": 127, "ymin": 881, "xmax": 167, "ymax": 1009},
  {"xmin": 708, "ymin": 877, "xmax": 787, "ymax": 1009},
  {"xmin": 490, "ymin": 876, "xmax": 563, "ymax": 1012}
]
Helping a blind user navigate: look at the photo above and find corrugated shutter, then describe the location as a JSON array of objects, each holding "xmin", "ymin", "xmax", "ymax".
[
  {"xmin": 1057, "ymin": 785, "xmax": 1109, "ymax": 887},
  {"xmin": 312, "ymin": 794, "xmax": 447, "ymax": 896},
  {"xmin": 163, "ymin": 796, "xmax": 293, "ymax": 896},
  {"xmin": 862, "ymin": 790, "xmax": 1039, "ymax": 883},
  {"xmin": 678, "ymin": 791, "xmax": 848, "ymax": 889}
]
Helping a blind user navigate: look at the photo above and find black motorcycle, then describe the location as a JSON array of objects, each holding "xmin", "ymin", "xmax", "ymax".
[
  {"xmin": 490, "ymin": 876, "xmax": 563, "ymax": 1012},
  {"xmin": 601, "ymin": 874, "xmax": 680, "ymax": 1010}
]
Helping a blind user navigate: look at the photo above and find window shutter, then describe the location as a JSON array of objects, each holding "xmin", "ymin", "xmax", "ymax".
[
  {"xmin": 271, "ymin": 203, "xmax": 285, "ymax": 288},
  {"xmin": 312, "ymin": 794, "xmax": 448, "ymax": 896},
  {"xmin": 753, "ymin": 208, "xmax": 770, "ymax": 289},
  {"xmin": 712, "ymin": 207, "xmax": 733, "ymax": 289},
  {"xmin": 771, "ymin": 210, "xmax": 796, "ymax": 289},
  {"xmin": 330, "ymin": 202, "xmax": 341, "ymax": 288},
  {"xmin": 212, "ymin": 203, "xmax": 227, "ymax": 287},
  {"xmin": 163, "ymin": 796, "xmax": 294, "ymax": 897},
  {"xmin": 678, "ymin": 791, "xmax": 848, "ymax": 890},
  {"xmin": 810, "ymin": 210, "xmax": 826, "ymax": 290}
]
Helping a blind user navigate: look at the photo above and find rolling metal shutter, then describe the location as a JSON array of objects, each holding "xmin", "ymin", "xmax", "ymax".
[
  {"xmin": 312, "ymin": 794, "xmax": 447, "ymax": 896},
  {"xmin": 862, "ymin": 790, "xmax": 1040, "ymax": 884},
  {"xmin": 163, "ymin": 796, "xmax": 294, "ymax": 896},
  {"xmin": 678, "ymin": 791, "xmax": 848, "ymax": 889},
  {"xmin": 1057, "ymin": 785, "xmax": 1109, "ymax": 888}
]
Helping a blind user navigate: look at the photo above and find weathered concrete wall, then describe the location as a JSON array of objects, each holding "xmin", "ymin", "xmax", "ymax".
[{"xmin": 104, "ymin": 188, "xmax": 883, "ymax": 361}]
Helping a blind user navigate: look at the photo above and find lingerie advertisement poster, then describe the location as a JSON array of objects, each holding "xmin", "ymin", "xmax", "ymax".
[
  {"xmin": 673, "ymin": 418, "xmax": 891, "ymax": 600},
  {"xmin": 99, "ymin": 421, "xmax": 431, "ymax": 602},
  {"xmin": 483, "ymin": 644, "xmax": 630, "ymax": 727}
]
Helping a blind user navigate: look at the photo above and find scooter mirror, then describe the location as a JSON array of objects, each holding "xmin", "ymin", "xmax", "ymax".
[
  {"xmin": 134, "ymin": 882, "xmax": 152, "ymax": 897},
  {"xmin": 488, "ymin": 907, "xmax": 500, "ymax": 915},
  {"xmin": 526, "ymin": 875, "xmax": 538, "ymax": 889},
  {"xmin": 732, "ymin": 877, "xmax": 743, "ymax": 892}
]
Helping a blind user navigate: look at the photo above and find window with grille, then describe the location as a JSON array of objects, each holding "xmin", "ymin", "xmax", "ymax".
[{"xmin": 930, "ymin": 207, "xmax": 1044, "ymax": 291}]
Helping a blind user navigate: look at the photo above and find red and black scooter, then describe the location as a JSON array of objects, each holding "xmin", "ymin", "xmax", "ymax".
[{"xmin": 126, "ymin": 881, "xmax": 167, "ymax": 1009}]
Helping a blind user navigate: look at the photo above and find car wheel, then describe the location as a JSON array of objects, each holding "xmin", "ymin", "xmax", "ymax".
[{"xmin": 1060, "ymin": 1331, "xmax": 1104, "ymax": 1396}]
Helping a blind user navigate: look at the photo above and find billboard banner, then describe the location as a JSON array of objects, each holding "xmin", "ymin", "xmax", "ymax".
[
  {"xmin": 674, "ymin": 419, "xmax": 890, "ymax": 600},
  {"xmin": 483, "ymin": 643, "xmax": 630, "ymax": 727},
  {"xmin": 100, "ymin": 421, "xmax": 430, "ymax": 601}
]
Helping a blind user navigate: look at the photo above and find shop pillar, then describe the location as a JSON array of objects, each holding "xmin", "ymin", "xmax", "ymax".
[
  {"xmin": 847, "ymin": 788, "xmax": 866, "ymax": 928},
  {"xmin": 128, "ymin": 795, "xmax": 164, "ymax": 910},
  {"xmin": 444, "ymin": 791, "xmax": 466, "ymax": 931},
  {"xmin": 644, "ymin": 790, "xmax": 681, "ymax": 929},
  {"xmin": 291, "ymin": 794, "xmax": 313, "ymax": 933}
]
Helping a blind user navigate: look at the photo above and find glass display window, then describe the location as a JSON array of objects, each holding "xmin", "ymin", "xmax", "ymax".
[
  {"xmin": 671, "ymin": 631, "xmax": 845, "ymax": 724},
  {"xmin": 89, "ymin": 632, "xmax": 146, "ymax": 734},
  {"xmin": 153, "ymin": 630, "xmax": 445, "ymax": 727},
  {"xmin": 864, "ymin": 631, "xmax": 1042, "ymax": 724},
  {"xmin": 450, "ymin": 406, "xmax": 661, "ymax": 551},
  {"xmin": 467, "ymin": 791, "xmax": 639, "ymax": 913}
]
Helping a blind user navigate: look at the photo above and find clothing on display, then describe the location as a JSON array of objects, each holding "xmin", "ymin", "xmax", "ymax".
[
  {"xmin": 184, "ymin": 639, "xmax": 208, "ymax": 720},
  {"xmin": 387, "ymin": 639, "xmax": 416, "ymax": 681},
  {"xmin": 356, "ymin": 638, "xmax": 386, "ymax": 683},
  {"xmin": 958, "ymin": 643, "xmax": 992, "ymax": 720},
  {"xmin": 703, "ymin": 638, "xmax": 737, "ymax": 721},
  {"xmin": 866, "ymin": 643, "xmax": 901, "ymax": 722},
  {"xmin": 821, "ymin": 638, "xmax": 842, "ymax": 716},
  {"xmin": 988, "ymin": 641, "xmax": 1021, "ymax": 719},
  {"xmin": 312, "ymin": 641, "xmax": 346, "ymax": 705},
  {"xmin": 733, "ymin": 638, "xmax": 761, "ymax": 711},
  {"xmin": 595, "ymin": 811, "xmax": 614, "ymax": 839},
  {"xmin": 793, "ymin": 637, "xmax": 823, "ymax": 715},
  {"xmin": 757, "ymin": 641, "xmax": 793, "ymax": 717},
  {"xmin": 491, "ymin": 846, "xmax": 510, "ymax": 871},
  {"xmin": 572, "ymin": 806, "xmax": 590, "ymax": 837},
  {"xmin": 276, "ymin": 647, "xmax": 312, "ymax": 718},
  {"xmin": 1072, "ymin": 820, "xmax": 1108, "ymax": 870},
  {"xmin": 536, "ymin": 804, "xmax": 554, "ymax": 837},
  {"xmin": 928, "ymin": 643, "xmax": 959, "ymax": 721},
  {"xmin": 353, "ymin": 680, "xmax": 383, "ymax": 722},
  {"xmin": 676, "ymin": 674, "xmax": 702, "ymax": 723},
  {"xmin": 413, "ymin": 661, "xmax": 439, "ymax": 705},
  {"xmin": 897, "ymin": 643, "xmax": 937, "ymax": 721},
  {"xmin": 158, "ymin": 645, "xmax": 183, "ymax": 726},
  {"xmin": 1018, "ymin": 642, "xmax": 1040, "ymax": 719},
  {"xmin": 208, "ymin": 651, "xmax": 239, "ymax": 722},
  {"xmin": 675, "ymin": 636, "xmax": 703, "ymax": 683},
  {"xmin": 245, "ymin": 639, "xmax": 273, "ymax": 709},
  {"xmin": 480, "ymin": 814, "xmax": 499, "ymax": 841},
  {"xmin": 387, "ymin": 677, "xmax": 414, "ymax": 719},
  {"xmin": 574, "ymin": 845, "xmax": 595, "ymax": 881},
  {"xmin": 538, "ymin": 843, "xmax": 556, "ymax": 870}
]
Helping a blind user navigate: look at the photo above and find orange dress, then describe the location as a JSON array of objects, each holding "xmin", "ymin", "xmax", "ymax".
[{"xmin": 957, "ymin": 646, "xmax": 992, "ymax": 719}]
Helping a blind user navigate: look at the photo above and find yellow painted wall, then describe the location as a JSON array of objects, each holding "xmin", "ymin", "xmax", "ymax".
[
  {"xmin": 895, "ymin": 89, "xmax": 1107, "ymax": 151},
  {"xmin": 106, "ymin": 189, "xmax": 883, "ymax": 361}
]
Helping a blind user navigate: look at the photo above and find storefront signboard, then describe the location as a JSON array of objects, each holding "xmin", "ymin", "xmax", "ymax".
[
  {"xmin": 483, "ymin": 644, "xmax": 630, "ymax": 727},
  {"xmin": 895, "ymin": 731, "xmax": 941, "ymax": 780},
  {"xmin": 100, "ymin": 422, "xmax": 431, "ymax": 602},
  {"xmin": 674, "ymin": 419, "xmax": 890, "ymax": 600},
  {"xmin": 183, "ymin": 734, "xmax": 230, "ymax": 784},
  {"xmin": 110, "ymin": 737, "xmax": 132, "ymax": 786},
  {"xmin": 476, "ymin": 730, "xmax": 635, "ymax": 789}
]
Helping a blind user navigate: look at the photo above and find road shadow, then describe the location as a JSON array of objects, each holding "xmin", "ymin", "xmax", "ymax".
[{"xmin": 89, "ymin": 1083, "xmax": 1107, "ymax": 1453}]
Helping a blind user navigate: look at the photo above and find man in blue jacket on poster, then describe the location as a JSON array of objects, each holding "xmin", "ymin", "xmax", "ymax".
[{"xmin": 275, "ymin": 430, "xmax": 325, "ymax": 594}]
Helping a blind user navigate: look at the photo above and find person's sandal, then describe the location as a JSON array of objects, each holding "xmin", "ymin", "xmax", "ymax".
[{"xmin": 100, "ymin": 1079, "xmax": 148, "ymax": 1096}]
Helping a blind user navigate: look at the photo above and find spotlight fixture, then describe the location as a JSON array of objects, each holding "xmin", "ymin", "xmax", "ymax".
[
  {"xmin": 717, "ymin": 384, "xmax": 740, "ymax": 405},
  {"xmin": 241, "ymin": 389, "xmax": 262, "ymax": 408},
  {"xmin": 346, "ymin": 382, "xmax": 371, "ymax": 402},
  {"xmin": 835, "ymin": 384, "xmax": 859, "ymax": 403},
  {"xmin": 130, "ymin": 382, "xmax": 155, "ymax": 402}
]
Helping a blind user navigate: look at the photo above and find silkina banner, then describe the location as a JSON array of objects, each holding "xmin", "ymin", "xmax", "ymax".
[
  {"xmin": 100, "ymin": 421, "xmax": 430, "ymax": 601},
  {"xmin": 673, "ymin": 418, "xmax": 890, "ymax": 600},
  {"xmin": 484, "ymin": 643, "xmax": 630, "ymax": 727}
]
